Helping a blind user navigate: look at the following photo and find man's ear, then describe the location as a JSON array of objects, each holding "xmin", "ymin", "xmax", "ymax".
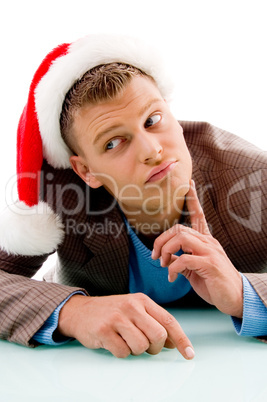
[{"xmin": 70, "ymin": 155, "xmax": 103, "ymax": 189}]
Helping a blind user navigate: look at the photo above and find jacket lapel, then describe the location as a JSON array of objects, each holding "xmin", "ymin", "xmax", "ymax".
[{"xmin": 82, "ymin": 192, "xmax": 129, "ymax": 294}]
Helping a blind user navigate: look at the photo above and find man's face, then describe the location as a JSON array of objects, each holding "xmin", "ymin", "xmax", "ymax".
[{"xmin": 71, "ymin": 76, "xmax": 192, "ymax": 218}]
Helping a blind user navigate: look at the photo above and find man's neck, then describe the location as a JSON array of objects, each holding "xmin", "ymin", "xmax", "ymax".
[{"xmin": 122, "ymin": 198, "xmax": 185, "ymax": 240}]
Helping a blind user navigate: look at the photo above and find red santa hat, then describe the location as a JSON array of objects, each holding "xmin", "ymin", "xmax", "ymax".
[{"xmin": 0, "ymin": 34, "xmax": 173, "ymax": 256}]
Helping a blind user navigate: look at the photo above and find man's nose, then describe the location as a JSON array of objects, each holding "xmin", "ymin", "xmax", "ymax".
[{"xmin": 137, "ymin": 132, "xmax": 163, "ymax": 163}]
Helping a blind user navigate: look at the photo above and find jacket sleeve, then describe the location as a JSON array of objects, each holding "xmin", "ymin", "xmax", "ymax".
[
  {"xmin": 0, "ymin": 249, "xmax": 88, "ymax": 347},
  {"xmin": 243, "ymin": 272, "xmax": 267, "ymax": 309},
  {"xmin": 243, "ymin": 273, "xmax": 267, "ymax": 343}
]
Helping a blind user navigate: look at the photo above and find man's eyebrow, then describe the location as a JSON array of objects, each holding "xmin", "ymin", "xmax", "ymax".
[
  {"xmin": 93, "ymin": 98, "xmax": 162, "ymax": 146},
  {"xmin": 137, "ymin": 97, "xmax": 162, "ymax": 118},
  {"xmin": 93, "ymin": 124, "xmax": 123, "ymax": 145}
]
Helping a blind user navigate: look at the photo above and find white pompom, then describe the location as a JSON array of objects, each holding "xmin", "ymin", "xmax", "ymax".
[{"xmin": 0, "ymin": 201, "xmax": 64, "ymax": 256}]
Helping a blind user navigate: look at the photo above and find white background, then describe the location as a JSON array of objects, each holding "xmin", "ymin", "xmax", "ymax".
[{"xmin": 0, "ymin": 0, "xmax": 266, "ymax": 209}]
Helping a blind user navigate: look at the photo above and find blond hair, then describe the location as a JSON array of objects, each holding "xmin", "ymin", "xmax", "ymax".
[{"xmin": 60, "ymin": 63, "xmax": 153, "ymax": 153}]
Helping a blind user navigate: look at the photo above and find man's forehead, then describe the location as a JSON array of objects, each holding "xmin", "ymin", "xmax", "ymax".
[
  {"xmin": 92, "ymin": 97, "xmax": 163, "ymax": 145},
  {"xmin": 74, "ymin": 76, "xmax": 164, "ymax": 144}
]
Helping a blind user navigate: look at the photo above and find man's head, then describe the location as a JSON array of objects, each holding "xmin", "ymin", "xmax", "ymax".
[{"xmin": 63, "ymin": 67, "xmax": 192, "ymax": 221}]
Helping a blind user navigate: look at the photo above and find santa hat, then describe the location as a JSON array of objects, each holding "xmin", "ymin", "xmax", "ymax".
[{"xmin": 0, "ymin": 34, "xmax": 173, "ymax": 256}]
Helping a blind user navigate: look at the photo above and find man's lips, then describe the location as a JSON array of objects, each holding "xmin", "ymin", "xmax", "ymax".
[{"xmin": 145, "ymin": 161, "xmax": 177, "ymax": 183}]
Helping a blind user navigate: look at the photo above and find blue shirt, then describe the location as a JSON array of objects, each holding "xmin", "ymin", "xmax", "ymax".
[
  {"xmin": 232, "ymin": 274, "xmax": 267, "ymax": 336},
  {"xmin": 33, "ymin": 291, "xmax": 85, "ymax": 345},
  {"xmin": 127, "ymin": 221, "xmax": 192, "ymax": 304}
]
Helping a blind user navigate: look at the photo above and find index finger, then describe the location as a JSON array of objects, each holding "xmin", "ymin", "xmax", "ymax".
[
  {"xmin": 145, "ymin": 299, "xmax": 195, "ymax": 360},
  {"xmin": 186, "ymin": 180, "xmax": 210, "ymax": 235}
]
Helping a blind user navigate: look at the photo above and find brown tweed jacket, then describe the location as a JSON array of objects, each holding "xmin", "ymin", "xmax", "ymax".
[{"xmin": 0, "ymin": 121, "xmax": 267, "ymax": 347}]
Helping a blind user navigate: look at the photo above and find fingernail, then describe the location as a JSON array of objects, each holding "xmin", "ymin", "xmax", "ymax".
[
  {"xmin": 191, "ymin": 179, "xmax": 195, "ymax": 189},
  {"xmin": 151, "ymin": 249, "xmax": 155, "ymax": 259},
  {"xmin": 185, "ymin": 346, "xmax": 195, "ymax": 359}
]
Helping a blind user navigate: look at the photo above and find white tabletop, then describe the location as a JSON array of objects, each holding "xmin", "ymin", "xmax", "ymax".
[{"xmin": 0, "ymin": 307, "xmax": 266, "ymax": 402}]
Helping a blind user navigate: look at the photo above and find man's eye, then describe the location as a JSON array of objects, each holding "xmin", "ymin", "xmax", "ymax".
[
  {"xmin": 145, "ymin": 114, "xmax": 161, "ymax": 128},
  {"xmin": 105, "ymin": 138, "xmax": 123, "ymax": 151}
]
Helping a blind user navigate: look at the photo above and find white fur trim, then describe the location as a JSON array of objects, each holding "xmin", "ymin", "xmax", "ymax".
[
  {"xmin": 35, "ymin": 34, "xmax": 173, "ymax": 169},
  {"xmin": 0, "ymin": 201, "xmax": 64, "ymax": 256}
]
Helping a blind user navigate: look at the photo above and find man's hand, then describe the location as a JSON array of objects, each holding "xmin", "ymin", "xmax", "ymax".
[
  {"xmin": 58, "ymin": 293, "xmax": 195, "ymax": 359},
  {"xmin": 152, "ymin": 180, "xmax": 243, "ymax": 318}
]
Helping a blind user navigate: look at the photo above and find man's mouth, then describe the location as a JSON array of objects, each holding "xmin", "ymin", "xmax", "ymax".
[{"xmin": 145, "ymin": 161, "xmax": 177, "ymax": 183}]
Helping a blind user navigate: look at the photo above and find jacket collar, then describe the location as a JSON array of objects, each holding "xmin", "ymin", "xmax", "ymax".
[{"xmin": 190, "ymin": 159, "xmax": 230, "ymax": 250}]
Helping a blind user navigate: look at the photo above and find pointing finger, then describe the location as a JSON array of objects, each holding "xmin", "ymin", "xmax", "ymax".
[
  {"xmin": 145, "ymin": 299, "xmax": 195, "ymax": 360},
  {"xmin": 186, "ymin": 180, "xmax": 210, "ymax": 235}
]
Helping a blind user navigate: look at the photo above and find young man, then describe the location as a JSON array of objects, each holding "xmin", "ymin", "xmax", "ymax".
[{"xmin": 0, "ymin": 34, "xmax": 266, "ymax": 359}]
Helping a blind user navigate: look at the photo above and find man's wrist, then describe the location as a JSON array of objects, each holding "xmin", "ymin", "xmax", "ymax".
[
  {"xmin": 32, "ymin": 291, "xmax": 86, "ymax": 346},
  {"xmin": 230, "ymin": 271, "xmax": 244, "ymax": 319},
  {"xmin": 58, "ymin": 294, "xmax": 89, "ymax": 338}
]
